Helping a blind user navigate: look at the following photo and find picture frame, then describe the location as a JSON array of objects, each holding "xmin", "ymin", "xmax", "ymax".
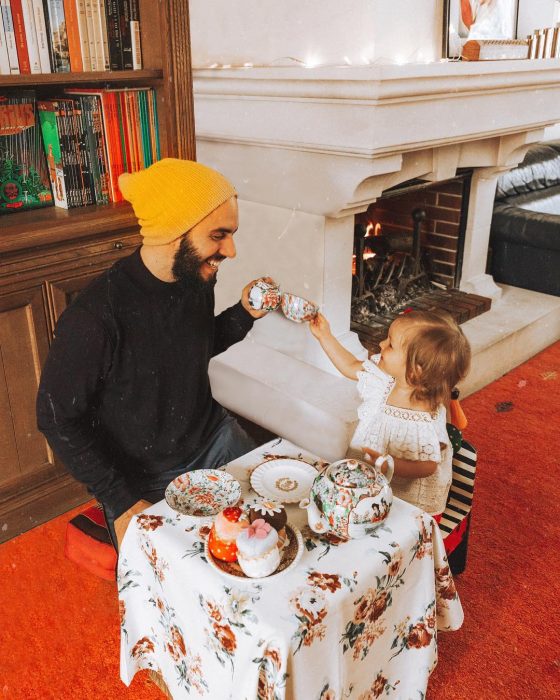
[{"xmin": 443, "ymin": 0, "xmax": 520, "ymax": 59}]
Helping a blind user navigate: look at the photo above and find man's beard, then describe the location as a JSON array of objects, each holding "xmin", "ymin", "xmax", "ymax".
[{"xmin": 171, "ymin": 234, "xmax": 222, "ymax": 292}]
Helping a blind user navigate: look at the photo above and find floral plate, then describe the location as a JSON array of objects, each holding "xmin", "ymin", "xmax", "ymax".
[
  {"xmin": 205, "ymin": 524, "xmax": 303, "ymax": 581},
  {"xmin": 165, "ymin": 469, "xmax": 241, "ymax": 518},
  {"xmin": 250, "ymin": 458, "xmax": 318, "ymax": 503}
]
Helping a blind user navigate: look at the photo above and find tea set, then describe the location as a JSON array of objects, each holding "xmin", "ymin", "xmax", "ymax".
[
  {"xmin": 248, "ymin": 277, "xmax": 318, "ymax": 323},
  {"xmin": 165, "ymin": 452, "xmax": 395, "ymax": 580}
]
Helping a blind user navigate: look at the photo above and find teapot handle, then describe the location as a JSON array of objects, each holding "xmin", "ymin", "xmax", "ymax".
[{"xmin": 374, "ymin": 454, "xmax": 394, "ymax": 483}]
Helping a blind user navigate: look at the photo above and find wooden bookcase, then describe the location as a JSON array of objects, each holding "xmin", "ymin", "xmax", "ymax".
[{"xmin": 0, "ymin": 0, "xmax": 196, "ymax": 543}]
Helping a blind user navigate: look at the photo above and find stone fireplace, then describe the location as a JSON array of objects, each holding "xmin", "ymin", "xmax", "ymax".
[{"xmin": 189, "ymin": 38, "xmax": 560, "ymax": 460}]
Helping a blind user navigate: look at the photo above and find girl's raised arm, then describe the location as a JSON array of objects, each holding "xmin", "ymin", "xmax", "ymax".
[{"xmin": 309, "ymin": 313, "xmax": 363, "ymax": 380}]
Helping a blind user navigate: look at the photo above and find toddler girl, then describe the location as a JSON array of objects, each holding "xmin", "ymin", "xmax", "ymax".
[{"xmin": 309, "ymin": 310, "xmax": 471, "ymax": 515}]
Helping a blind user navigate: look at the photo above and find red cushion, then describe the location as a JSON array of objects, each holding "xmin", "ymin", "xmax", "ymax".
[
  {"xmin": 442, "ymin": 516, "xmax": 469, "ymax": 555},
  {"xmin": 64, "ymin": 504, "xmax": 117, "ymax": 581},
  {"xmin": 433, "ymin": 513, "xmax": 469, "ymax": 555}
]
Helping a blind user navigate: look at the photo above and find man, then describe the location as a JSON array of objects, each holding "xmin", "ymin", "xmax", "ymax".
[{"xmin": 37, "ymin": 158, "xmax": 270, "ymax": 548}]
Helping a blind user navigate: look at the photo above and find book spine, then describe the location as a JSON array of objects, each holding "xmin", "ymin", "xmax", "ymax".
[
  {"xmin": 138, "ymin": 89, "xmax": 152, "ymax": 167},
  {"xmin": 45, "ymin": 0, "xmax": 70, "ymax": 72},
  {"xmin": 105, "ymin": 0, "xmax": 121, "ymax": 70},
  {"xmin": 57, "ymin": 99, "xmax": 76, "ymax": 206},
  {"xmin": 150, "ymin": 88, "xmax": 160, "ymax": 160},
  {"xmin": 75, "ymin": 0, "xmax": 90, "ymax": 70},
  {"xmin": 40, "ymin": 0, "xmax": 55, "ymax": 70},
  {"xmin": 70, "ymin": 98, "xmax": 93, "ymax": 205},
  {"xmin": 63, "ymin": 0, "xmax": 83, "ymax": 71},
  {"xmin": 9, "ymin": 0, "xmax": 31, "ymax": 73},
  {"xmin": 89, "ymin": 95, "xmax": 109, "ymax": 203},
  {"xmin": 31, "ymin": 0, "xmax": 50, "ymax": 71},
  {"xmin": 128, "ymin": 89, "xmax": 141, "ymax": 169},
  {"xmin": 80, "ymin": 96, "xmax": 103, "ymax": 204},
  {"xmin": 0, "ymin": 9, "xmax": 10, "ymax": 73},
  {"xmin": 83, "ymin": 0, "xmax": 96, "ymax": 69},
  {"xmin": 118, "ymin": 0, "xmax": 130, "ymax": 69},
  {"xmin": 21, "ymin": 0, "xmax": 41, "ymax": 72},
  {"xmin": 107, "ymin": 91, "xmax": 123, "ymax": 200},
  {"xmin": 78, "ymin": 99, "xmax": 96, "ymax": 204},
  {"xmin": 0, "ymin": 1, "xmax": 20, "ymax": 73},
  {"xmin": 62, "ymin": 99, "xmax": 79, "ymax": 206},
  {"xmin": 37, "ymin": 99, "xmax": 69, "ymax": 208},
  {"xmin": 96, "ymin": 0, "xmax": 108, "ymax": 69},
  {"xmin": 116, "ymin": 90, "xmax": 129, "ymax": 172},
  {"xmin": 128, "ymin": 0, "xmax": 138, "ymax": 69},
  {"xmin": 89, "ymin": 0, "xmax": 102, "ymax": 71}
]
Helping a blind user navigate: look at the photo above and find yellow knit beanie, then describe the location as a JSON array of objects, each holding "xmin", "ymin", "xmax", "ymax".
[{"xmin": 118, "ymin": 159, "xmax": 237, "ymax": 246}]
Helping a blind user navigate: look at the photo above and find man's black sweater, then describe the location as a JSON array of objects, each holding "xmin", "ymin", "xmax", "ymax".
[{"xmin": 36, "ymin": 249, "xmax": 254, "ymax": 518}]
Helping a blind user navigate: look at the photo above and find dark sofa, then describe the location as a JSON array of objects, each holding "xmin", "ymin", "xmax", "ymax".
[{"xmin": 489, "ymin": 140, "xmax": 560, "ymax": 296}]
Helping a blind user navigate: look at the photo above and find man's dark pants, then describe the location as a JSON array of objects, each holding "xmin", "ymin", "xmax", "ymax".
[{"xmin": 103, "ymin": 410, "xmax": 256, "ymax": 549}]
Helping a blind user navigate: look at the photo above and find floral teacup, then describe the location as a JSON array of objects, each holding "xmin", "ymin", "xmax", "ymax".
[
  {"xmin": 280, "ymin": 293, "xmax": 318, "ymax": 323},
  {"xmin": 248, "ymin": 278, "xmax": 282, "ymax": 311}
]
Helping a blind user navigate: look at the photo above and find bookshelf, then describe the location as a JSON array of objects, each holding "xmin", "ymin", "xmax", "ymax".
[{"xmin": 0, "ymin": 0, "xmax": 196, "ymax": 542}]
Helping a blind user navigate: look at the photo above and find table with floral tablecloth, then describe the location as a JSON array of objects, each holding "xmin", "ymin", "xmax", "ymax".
[{"xmin": 119, "ymin": 438, "xmax": 463, "ymax": 699}]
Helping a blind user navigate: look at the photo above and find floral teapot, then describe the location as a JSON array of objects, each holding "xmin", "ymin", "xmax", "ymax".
[{"xmin": 300, "ymin": 456, "xmax": 394, "ymax": 539}]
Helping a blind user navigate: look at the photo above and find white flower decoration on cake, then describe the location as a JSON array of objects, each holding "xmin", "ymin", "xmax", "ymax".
[{"xmin": 252, "ymin": 500, "xmax": 283, "ymax": 516}]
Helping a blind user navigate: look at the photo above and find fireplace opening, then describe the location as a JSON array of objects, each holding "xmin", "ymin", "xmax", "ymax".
[{"xmin": 351, "ymin": 174, "xmax": 491, "ymax": 354}]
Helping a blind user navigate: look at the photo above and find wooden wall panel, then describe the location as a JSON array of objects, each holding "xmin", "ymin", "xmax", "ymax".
[{"xmin": 0, "ymin": 288, "xmax": 53, "ymax": 482}]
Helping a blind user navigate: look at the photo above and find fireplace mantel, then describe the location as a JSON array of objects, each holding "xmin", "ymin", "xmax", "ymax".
[{"xmin": 195, "ymin": 60, "xmax": 560, "ymax": 217}]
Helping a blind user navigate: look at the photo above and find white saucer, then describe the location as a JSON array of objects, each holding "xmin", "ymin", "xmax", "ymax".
[{"xmin": 250, "ymin": 458, "xmax": 318, "ymax": 503}]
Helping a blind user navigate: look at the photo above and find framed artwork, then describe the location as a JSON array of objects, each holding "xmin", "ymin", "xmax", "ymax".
[{"xmin": 444, "ymin": 0, "xmax": 520, "ymax": 58}]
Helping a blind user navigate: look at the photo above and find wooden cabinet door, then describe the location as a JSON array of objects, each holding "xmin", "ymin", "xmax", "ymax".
[
  {"xmin": 45, "ymin": 272, "xmax": 101, "ymax": 332},
  {"xmin": 0, "ymin": 285, "xmax": 57, "ymax": 498}
]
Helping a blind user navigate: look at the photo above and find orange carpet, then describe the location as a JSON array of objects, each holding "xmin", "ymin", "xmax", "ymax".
[{"xmin": 1, "ymin": 342, "xmax": 559, "ymax": 699}]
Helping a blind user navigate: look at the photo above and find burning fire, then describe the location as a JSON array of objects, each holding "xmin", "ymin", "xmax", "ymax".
[{"xmin": 353, "ymin": 221, "xmax": 381, "ymax": 273}]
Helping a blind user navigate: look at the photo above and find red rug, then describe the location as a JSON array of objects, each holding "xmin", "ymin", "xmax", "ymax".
[{"xmin": 1, "ymin": 342, "xmax": 559, "ymax": 699}]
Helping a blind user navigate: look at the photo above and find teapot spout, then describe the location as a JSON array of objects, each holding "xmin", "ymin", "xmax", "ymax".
[{"xmin": 299, "ymin": 497, "xmax": 330, "ymax": 534}]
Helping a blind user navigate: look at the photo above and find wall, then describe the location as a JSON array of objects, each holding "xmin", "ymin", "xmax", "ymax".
[
  {"xmin": 517, "ymin": 0, "xmax": 558, "ymax": 38},
  {"xmin": 189, "ymin": 0, "xmax": 443, "ymax": 67}
]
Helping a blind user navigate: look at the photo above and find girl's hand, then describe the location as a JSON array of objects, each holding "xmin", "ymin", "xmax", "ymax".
[
  {"xmin": 362, "ymin": 447, "xmax": 392, "ymax": 475},
  {"xmin": 361, "ymin": 447, "xmax": 382, "ymax": 464},
  {"xmin": 309, "ymin": 312, "xmax": 331, "ymax": 340}
]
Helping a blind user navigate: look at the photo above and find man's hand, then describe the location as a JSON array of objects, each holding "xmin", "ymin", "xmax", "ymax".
[
  {"xmin": 114, "ymin": 499, "xmax": 152, "ymax": 549},
  {"xmin": 240, "ymin": 277, "xmax": 278, "ymax": 319},
  {"xmin": 309, "ymin": 312, "xmax": 332, "ymax": 341}
]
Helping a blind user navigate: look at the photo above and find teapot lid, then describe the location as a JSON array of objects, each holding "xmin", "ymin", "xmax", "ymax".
[{"xmin": 329, "ymin": 459, "xmax": 376, "ymax": 489}]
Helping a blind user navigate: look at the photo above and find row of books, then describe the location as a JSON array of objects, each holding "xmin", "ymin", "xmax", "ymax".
[
  {"xmin": 0, "ymin": 87, "xmax": 159, "ymax": 214},
  {"xmin": 0, "ymin": 0, "xmax": 142, "ymax": 75}
]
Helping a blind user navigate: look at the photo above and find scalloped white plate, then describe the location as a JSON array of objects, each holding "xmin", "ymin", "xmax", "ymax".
[
  {"xmin": 205, "ymin": 525, "xmax": 303, "ymax": 581},
  {"xmin": 250, "ymin": 458, "xmax": 317, "ymax": 503}
]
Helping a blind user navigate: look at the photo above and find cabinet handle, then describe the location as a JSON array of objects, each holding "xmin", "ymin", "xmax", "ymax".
[{"xmin": 114, "ymin": 241, "xmax": 124, "ymax": 250}]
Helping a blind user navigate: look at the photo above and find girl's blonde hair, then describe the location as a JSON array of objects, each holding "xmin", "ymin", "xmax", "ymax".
[{"xmin": 396, "ymin": 310, "xmax": 471, "ymax": 412}]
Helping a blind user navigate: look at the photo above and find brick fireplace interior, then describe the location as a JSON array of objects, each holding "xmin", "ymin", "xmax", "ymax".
[{"xmin": 351, "ymin": 174, "xmax": 491, "ymax": 355}]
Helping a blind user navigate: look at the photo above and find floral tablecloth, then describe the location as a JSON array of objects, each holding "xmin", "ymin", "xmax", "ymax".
[{"xmin": 119, "ymin": 438, "xmax": 463, "ymax": 699}]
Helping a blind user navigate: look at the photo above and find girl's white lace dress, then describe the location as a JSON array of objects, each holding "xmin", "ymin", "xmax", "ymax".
[{"xmin": 348, "ymin": 354, "xmax": 452, "ymax": 515}]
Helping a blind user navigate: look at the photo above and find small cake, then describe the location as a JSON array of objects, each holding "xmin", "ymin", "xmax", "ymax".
[
  {"xmin": 208, "ymin": 506, "xmax": 248, "ymax": 562},
  {"xmin": 236, "ymin": 519, "xmax": 280, "ymax": 578},
  {"xmin": 249, "ymin": 500, "xmax": 288, "ymax": 549}
]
